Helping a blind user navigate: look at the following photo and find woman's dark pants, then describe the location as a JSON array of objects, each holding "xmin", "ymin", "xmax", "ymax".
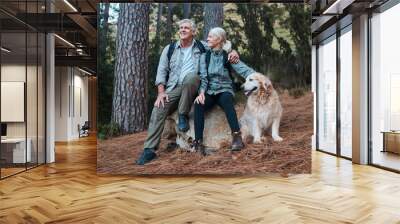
[{"xmin": 194, "ymin": 92, "xmax": 240, "ymax": 141}]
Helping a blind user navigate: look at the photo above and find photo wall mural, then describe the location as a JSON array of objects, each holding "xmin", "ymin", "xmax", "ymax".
[{"xmin": 97, "ymin": 2, "xmax": 312, "ymax": 175}]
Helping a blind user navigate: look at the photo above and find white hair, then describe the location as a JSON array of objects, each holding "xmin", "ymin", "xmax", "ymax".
[
  {"xmin": 208, "ymin": 27, "xmax": 227, "ymax": 45},
  {"xmin": 177, "ymin": 19, "xmax": 197, "ymax": 33}
]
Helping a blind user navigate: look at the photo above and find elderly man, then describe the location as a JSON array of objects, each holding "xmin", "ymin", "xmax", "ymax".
[{"xmin": 136, "ymin": 19, "xmax": 239, "ymax": 165}]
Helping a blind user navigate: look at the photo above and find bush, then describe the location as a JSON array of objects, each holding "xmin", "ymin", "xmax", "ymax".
[
  {"xmin": 234, "ymin": 91, "xmax": 247, "ymax": 104},
  {"xmin": 288, "ymin": 86, "xmax": 309, "ymax": 99},
  {"xmin": 97, "ymin": 122, "xmax": 121, "ymax": 140}
]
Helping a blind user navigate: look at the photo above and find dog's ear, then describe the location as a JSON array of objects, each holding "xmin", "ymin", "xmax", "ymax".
[
  {"xmin": 262, "ymin": 80, "xmax": 273, "ymax": 95},
  {"xmin": 257, "ymin": 78, "xmax": 273, "ymax": 103}
]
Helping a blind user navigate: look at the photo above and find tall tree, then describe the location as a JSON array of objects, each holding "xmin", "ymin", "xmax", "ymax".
[
  {"xmin": 154, "ymin": 3, "xmax": 163, "ymax": 54},
  {"xmin": 99, "ymin": 3, "xmax": 109, "ymax": 60},
  {"xmin": 98, "ymin": 3, "xmax": 111, "ymax": 125},
  {"xmin": 148, "ymin": 3, "xmax": 164, "ymax": 118},
  {"xmin": 284, "ymin": 4, "xmax": 311, "ymax": 86},
  {"xmin": 203, "ymin": 3, "xmax": 223, "ymax": 40},
  {"xmin": 236, "ymin": 4, "xmax": 290, "ymax": 77},
  {"xmin": 183, "ymin": 3, "xmax": 191, "ymax": 18},
  {"xmin": 237, "ymin": 4, "xmax": 266, "ymax": 72},
  {"xmin": 112, "ymin": 3, "xmax": 150, "ymax": 133},
  {"xmin": 166, "ymin": 3, "xmax": 175, "ymax": 43}
]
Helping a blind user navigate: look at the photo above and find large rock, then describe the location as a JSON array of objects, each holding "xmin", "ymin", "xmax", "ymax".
[{"xmin": 162, "ymin": 106, "xmax": 239, "ymax": 151}]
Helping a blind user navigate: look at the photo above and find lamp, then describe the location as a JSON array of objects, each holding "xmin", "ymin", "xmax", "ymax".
[
  {"xmin": 63, "ymin": 0, "xmax": 78, "ymax": 12},
  {"xmin": 1, "ymin": 47, "xmax": 11, "ymax": 53},
  {"xmin": 54, "ymin": 34, "xmax": 75, "ymax": 48},
  {"xmin": 78, "ymin": 67, "xmax": 92, "ymax": 76},
  {"xmin": 322, "ymin": 0, "xmax": 355, "ymax": 15}
]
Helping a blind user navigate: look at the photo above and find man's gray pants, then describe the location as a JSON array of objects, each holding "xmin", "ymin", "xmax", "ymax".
[{"xmin": 144, "ymin": 73, "xmax": 200, "ymax": 149}]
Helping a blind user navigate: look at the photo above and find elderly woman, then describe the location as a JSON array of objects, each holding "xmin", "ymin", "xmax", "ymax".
[{"xmin": 193, "ymin": 27, "xmax": 256, "ymax": 155}]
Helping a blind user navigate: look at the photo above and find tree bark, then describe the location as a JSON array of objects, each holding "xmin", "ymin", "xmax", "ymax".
[
  {"xmin": 112, "ymin": 3, "xmax": 150, "ymax": 134},
  {"xmin": 183, "ymin": 3, "xmax": 191, "ymax": 18},
  {"xmin": 203, "ymin": 3, "xmax": 223, "ymax": 40}
]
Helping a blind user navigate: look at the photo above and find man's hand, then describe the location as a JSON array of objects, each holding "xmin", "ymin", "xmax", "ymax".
[
  {"xmin": 194, "ymin": 92, "xmax": 205, "ymax": 105},
  {"xmin": 228, "ymin": 50, "xmax": 239, "ymax": 64},
  {"xmin": 154, "ymin": 92, "xmax": 169, "ymax": 108}
]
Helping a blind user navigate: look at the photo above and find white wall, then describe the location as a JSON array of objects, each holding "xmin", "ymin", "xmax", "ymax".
[
  {"xmin": 1, "ymin": 65, "xmax": 25, "ymax": 81},
  {"xmin": 72, "ymin": 72, "xmax": 89, "ymax": 138},
  {"xmin": 54, "ymin": 66, "xmax": 89, "ymax": 141},
  {"xmin": 1, "ymin": 82, "xmax": 25, "ymax": 122},
  {"xmin": 55, "ymin": 66, "xmax": 69, "ymax": 141}
]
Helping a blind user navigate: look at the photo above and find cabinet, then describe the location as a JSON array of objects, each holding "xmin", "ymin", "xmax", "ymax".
[
  {"xmin": 1, "ymin": 138, "xmax": 32, "ymax": 164},
  {"xmin": 382, "ymin": 131, "xmax": 400, "ymax": 154}
]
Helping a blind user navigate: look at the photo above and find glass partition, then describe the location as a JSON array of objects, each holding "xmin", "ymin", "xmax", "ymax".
[
  {"xmin": 339, "ymin": 26, "xmax": 352, "ymax": 158},
  {"xmin": 317, "ymin": 35, "xmax": 337, "ymax": 155},
  {"xmin": 370, "ymin": 4, "xmax": 400, "ymax": 171},
  {"xmin": 27, "ymin": 31, "xmax": 38, "ymax": 169},
  {"xmin": 1, "ymin": 31, "xmax": 28, "ymax": 177},
  {"xmin": 38, "ymin": 32, "xmax": 45, "ymax": 165},
  {"xmin": 0, "ymin": 1, "xmax": 46, "ymax": 179}
]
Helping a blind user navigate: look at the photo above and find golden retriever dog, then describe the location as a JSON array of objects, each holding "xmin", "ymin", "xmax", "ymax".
[{"xmin": 240, "ymin": 73, "xmax": 283, "ymax": 143}]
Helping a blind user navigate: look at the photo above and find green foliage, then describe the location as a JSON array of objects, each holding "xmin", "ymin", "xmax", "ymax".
[
  {"xmin": 235, "ymin": 3, "xmax": 311, "ymax": 89},
  {"xmin": 97, "ymin": 122, "xmax": 121, "ymax": 140},
  {"xmin": 281, "ymin": 4, "xmax": 311, "ymax": 88},
  {"xmin": 234, "ymin": 91, "xmax": 247, "ymax": 104},
  {"xmin": 98, "ymin": 3, "xmax": 118, "ymax": 125}
]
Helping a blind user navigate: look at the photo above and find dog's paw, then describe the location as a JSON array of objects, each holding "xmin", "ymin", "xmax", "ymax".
[
  {"xmin": 260, "ymin": 136, "xmax": 267, "ymax": 142},
  {"xmin": 244, "ymin": 135, "xmax": 253, "ymax": 144},
  {"xmin": 273, "ymin": 136, "xmax": 283, "ymax": 142},
  {"xmin": 253, "ymin": 138, "xmax": 262, "ymax": 144}
]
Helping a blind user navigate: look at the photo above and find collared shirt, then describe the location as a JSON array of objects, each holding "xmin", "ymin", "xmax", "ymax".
[
  {"xmin": 155, "ymin": 39, "xmax": 208, "ymax": 92},
  {"xmin": 199, "ymin": 49, "xmax": 255, "ymax": 96}
]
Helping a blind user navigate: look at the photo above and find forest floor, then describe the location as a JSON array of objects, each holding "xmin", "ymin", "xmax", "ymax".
[{"xmin": 97, "ymin": 91, "xmax": 313, "ymax": 176}]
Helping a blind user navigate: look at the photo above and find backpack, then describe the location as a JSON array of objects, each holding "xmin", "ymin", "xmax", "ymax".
[
  {"xmin": 165, "ymin": 39, "xmax": 206, "ymax": 82},
  {"xmin": 205, "ymin": 50, "xmax": 241, "ymax": 92}
]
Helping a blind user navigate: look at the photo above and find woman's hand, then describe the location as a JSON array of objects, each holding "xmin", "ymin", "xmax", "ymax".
[
  {"xmin": 194, "ymin": 92, "xmax": 205, "ymax": 105},
  {"xmin": 228, "ymin": 50, "xmax": 239, "ymax": 64},
  {"xmin": 154, "ymin": 92, "xmax": 169, "ymax": 108}
]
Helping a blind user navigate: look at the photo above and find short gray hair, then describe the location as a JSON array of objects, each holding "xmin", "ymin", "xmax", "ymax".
[
  {"xmin": 208, "ymin": 27, "xmax": 227, "ymax": 44},
  {"xmin": 177, "ymin": 19, "xmax": 197, "ymax": 33}
]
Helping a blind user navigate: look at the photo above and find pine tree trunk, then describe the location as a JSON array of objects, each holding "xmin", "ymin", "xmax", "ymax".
[
  {"xmin": 183, "ymin": 3, "xmax": 191, "ymax": 18},
  {"xmin": 203, "ymin": 3, "xmax": 223, "ymax": 40},
  {"xmin": 112, "ymin": 3, "xmax": 150, "ymax": 134}
]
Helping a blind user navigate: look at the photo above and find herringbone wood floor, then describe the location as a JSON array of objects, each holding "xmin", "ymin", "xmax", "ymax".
[{"xmin": 1, "ymin": 135, "xmax": 400, "ymax": 224}]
